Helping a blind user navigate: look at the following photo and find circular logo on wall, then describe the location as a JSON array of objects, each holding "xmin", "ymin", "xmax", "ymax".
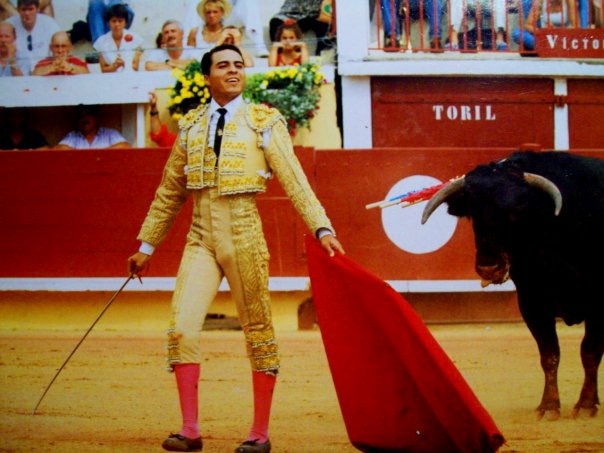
[{"xmin": 381, "ymin": 175, "xmax": 458, "ymax": 254}]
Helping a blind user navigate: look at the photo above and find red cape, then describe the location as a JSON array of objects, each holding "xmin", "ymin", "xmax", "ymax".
[{"xmin": 305, "ymin": 236, "xmax": 505, "ymax": 453}]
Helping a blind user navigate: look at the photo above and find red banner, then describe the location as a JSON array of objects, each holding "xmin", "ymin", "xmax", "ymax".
[{"xmin": 535, "ymin": 28, "xmax": 604, "ymax": 58}]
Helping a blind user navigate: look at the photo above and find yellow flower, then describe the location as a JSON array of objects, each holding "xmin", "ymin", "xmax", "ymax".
[{"xmin": 193, "ymin": 73, "xmax": 204, "ymax": 86}]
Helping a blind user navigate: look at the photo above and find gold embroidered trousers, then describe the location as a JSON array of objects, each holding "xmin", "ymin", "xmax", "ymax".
[{"xmin": 166, "ymin": 186, "xmax": 279, "ymax": 372}]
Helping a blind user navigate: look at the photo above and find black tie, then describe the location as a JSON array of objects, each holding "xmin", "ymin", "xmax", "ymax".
[{"xmin": 213, "ymin": 108, "xmax": 227, "ymax": 158}]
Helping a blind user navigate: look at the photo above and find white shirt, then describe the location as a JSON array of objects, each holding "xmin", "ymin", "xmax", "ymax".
[
  {"xmin": 59, "ymin": 127, "xmax": 128, "ymax": 149},
  {"xmin": 0, "ymin": 49, "xmax": 31, "ymax": 76},
  {"xmin": 208, "ymin": 96, "xmax": 273, "ymax": 149},
  {"xmin": 93, "ymin": 29, "xmax": 143, "ymax": 71},
  {"xmin": 207, "ymin": 96, "xmax": 242, "ymax": 146},
  {"xmin": 7, "ymin": 13, "xmax": 60, "ymax": 68},
  {"xmin": 143, "ymin": 45, "xmax": 200, "ymax": 68}
]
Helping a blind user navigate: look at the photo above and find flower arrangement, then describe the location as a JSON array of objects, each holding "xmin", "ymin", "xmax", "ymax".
[
  {"xmin": 168, "ymin": 60, "xmax": 210, "ymax": 121},
  {"xmin": 168, "ymin": 61, "xmax": 325, "ymax": 135},
  {"xmin": 244, "ymin": 63, "xmax": 325, "ymax": 135}
]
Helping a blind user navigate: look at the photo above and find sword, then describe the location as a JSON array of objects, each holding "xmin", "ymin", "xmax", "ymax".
[{"xmin": 31, "ymin": 274, "xmax": 141, "ymax": 415}]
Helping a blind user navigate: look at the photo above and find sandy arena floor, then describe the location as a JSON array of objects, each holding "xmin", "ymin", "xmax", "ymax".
[{"xmin": 0, "ymin": 292, "xmax": 602, "ymax": 453}]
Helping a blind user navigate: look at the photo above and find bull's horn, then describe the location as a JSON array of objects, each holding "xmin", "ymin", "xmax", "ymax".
[
  {"xmin": 421, "ymin": 177, "xmax": 465, "ymax": 224},
  {"xmin": 523, "ymin": 173, "xmax": 563, "ymax": 216}
]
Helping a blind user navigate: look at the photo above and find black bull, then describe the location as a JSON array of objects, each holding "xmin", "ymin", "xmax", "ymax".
[{"xmin": 422, "ymin": 151, "xmax": 603, "ymax": 420}]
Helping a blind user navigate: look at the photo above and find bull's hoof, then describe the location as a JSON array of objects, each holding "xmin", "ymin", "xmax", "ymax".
[
  {"xmin": 536, "ymin": 407, "xmax": 560, "ymax": 421},
  {"xmin": 571, "ymin": 404, "xmax": 598, "ymax": 418}
]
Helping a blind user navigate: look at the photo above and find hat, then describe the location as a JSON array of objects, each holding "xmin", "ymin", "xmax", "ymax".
[{"xmin": 196, "ymin": 0, "xmax": 232, "ymax": 20}]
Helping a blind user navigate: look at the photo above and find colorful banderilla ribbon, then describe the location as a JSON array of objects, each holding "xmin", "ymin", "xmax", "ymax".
[{"xmin": 365, "ymin": 178, "xmax": 458, "ymax": 210}]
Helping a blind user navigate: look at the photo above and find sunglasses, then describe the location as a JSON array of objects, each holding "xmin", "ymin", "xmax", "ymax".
[{"xmin": 27, "ymin": 34, "xmax": 32, "ymax": 51}]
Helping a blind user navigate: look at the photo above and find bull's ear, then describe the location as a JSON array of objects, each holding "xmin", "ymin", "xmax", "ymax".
[{"xmin": 446, "ymin": 193, "xmax": 470, "ymax": 218}]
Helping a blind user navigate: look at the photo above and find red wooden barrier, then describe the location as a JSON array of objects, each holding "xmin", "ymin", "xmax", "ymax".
[{"xmin": 1, "ymin": 147, "xmax": 602, "ymax": 286}]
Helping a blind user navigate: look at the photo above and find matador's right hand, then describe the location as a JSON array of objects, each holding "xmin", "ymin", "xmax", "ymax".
[{"xmin": 127, "ymin": 251, "xmax": 151, "ymax": 277}]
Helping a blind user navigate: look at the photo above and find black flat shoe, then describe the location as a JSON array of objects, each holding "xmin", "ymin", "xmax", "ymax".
[
  {"xmin": 234, "ymin": 439, "xmax": 271, "ymax": 453},
  {"xmin": 162, "ymin": 433, "xmax": 203, "ymax": 452}
]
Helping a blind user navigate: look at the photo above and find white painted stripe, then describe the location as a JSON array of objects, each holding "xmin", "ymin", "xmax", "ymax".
[
  {"xmin": 554, "ymin": 78, "xmax": 570, "ymax": 150},
  {"xmin": 0, "ymin": 278, "xmax": 515, "ymax": 293}
]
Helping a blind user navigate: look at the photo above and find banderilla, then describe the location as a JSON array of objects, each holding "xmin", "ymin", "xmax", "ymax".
[{"xmin": 31, "ymin": 274, "xmax": 140, "ymax": 415}]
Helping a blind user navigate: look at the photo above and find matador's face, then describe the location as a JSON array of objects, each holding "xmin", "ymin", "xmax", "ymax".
[{"xmin": 204, "ymin": 49, "xmax": 245, "ymax": 106}]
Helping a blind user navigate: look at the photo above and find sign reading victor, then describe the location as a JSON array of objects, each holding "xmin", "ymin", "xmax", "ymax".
[{"xmin": 535, "ymin": 28, "xmax": 604, "ymax": 58}]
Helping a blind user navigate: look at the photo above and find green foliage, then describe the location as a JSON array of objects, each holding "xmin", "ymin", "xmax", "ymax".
[
  {"xmin": 169, "ymin": 61, "xmax": 325, "ymax": 135},
  {"xmin": 243, "ymin": 63, "xmax": 325, "ymax": 135}
]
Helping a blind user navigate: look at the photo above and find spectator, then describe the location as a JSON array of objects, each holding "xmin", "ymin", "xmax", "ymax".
[
  {"xmin": 32, "ymin": 30, "xmax": 89, "ymax": 75},
  {"xmin": 144, "ymin": 20, "xmax": 197, "ymax": 71},
  {"xmin": 269, "ymin": 0, "xmax": 334, "ymax": 56},
  {"xmin": 5, "ymin": 0, "xmax": 60, "ymax": 68},
  {"xmin": 0, "ymin": 107, "xmax": 49, "ymax": 149},
  {"xmin": 184, "ymin": 0, "xmax": 269, "ymax": 57},
  {"xmin": 0, "ymin": 21, "xmax": 29, "ymax": 75},
  {"xmin": 148, "ymin": 90, "xmax": 176, "ymax": 147},
  {"xmin": 380, "ymin": 0, "xmax": 444, "ymax": 50},
  {"xmin": 55, "ymin": 104, "xmax": 130, "ymax": 149},
  {"xmin": 268, "ymin": 20, "xmax": 309, "ymax": 66},
  {"xmin": 39, "ymin": 0, "xmax": 51, "ymax": 16},
  {"xmin": 93, "ymin": 3, "xmax": 143, "ymax": 72},
  {"xmin": 447, "ymin": 0, "xmax": 507, "ymax": 50},
  {"xmin": 217, "ymin": 25, "xmax": 254, "ymax": 66},
  {"xmin": 380, "ymin": 0, "xmax": 401, "ymax": 49},
  {"xmin": 0, "ymin": 0, "xmax": 17, "ymax": 21},
  {"xmin": 187, "ymin": 0, "xmax": 231, "ymax": 50},
  {"xmin": 576, "ymin": 0, "xmax": 593, "ymax": 27},
  {"xmin": 226, "ymin": 0, "xmax": 270, "ymax": 57},
  {"xmin": 154, "ymin": 30, "xmax": 163, "ymax": 48},
  {"xmin": 593, "ymin": 0, "xmax": 602, "ymax": 27},
  {"xmin": 1, "ymin": 0, "xmax": 53, "ymax": 19},
  {"xmin": 513, "ymin": 0, "xmax": 578, "ymax": 51},
  {"xmin": 87, "ymin": 0, "xmax": 134, "ymax": 44}
]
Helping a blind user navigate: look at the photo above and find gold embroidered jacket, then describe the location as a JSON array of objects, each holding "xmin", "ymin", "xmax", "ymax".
[{"xmin": 137, "ymin": 101, "xmax": 334, "ymax": 247}]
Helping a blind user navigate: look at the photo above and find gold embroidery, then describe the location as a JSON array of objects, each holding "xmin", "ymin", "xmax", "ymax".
[
  {"xmin": 166, "ymin": 327, "xmax": 180, "ymax": 371},
  {"xmin": 188, "ymin": 153, "xmax": 201, "ymax": 166},
  {"xmin": 178, "ymin": 104, "xmax": 208, "ymax": 131},
  {"xmin": 229, "ymin": 195, "xmax": 279, "ymax": 371}
]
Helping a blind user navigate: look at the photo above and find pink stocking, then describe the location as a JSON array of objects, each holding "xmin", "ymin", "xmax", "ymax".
[
  {"xmin": 174, "ymin": 363, "xmax": 201, "ymax": 439},
  {"xmin": 247, "ymin": 370, "xmax": 277, "ymax": 443}
]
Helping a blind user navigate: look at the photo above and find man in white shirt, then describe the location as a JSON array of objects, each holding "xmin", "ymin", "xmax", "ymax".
[
  {"xmin": 5, "ymin": 0, "xmax": 59, "ymax": 68},
  {"xmin": 144, "ymin": 19, "xmax": 198, "ymax": 71},
  {"xmin": 0, "ymin": 21, "xmax": 29, "ymax": 75},
  {"xmin": 55, "ymin": 104, "xmax": 130, "ymax": 150}
]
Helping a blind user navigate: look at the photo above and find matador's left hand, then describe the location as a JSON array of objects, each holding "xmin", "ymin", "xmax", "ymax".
[{"xmin": 320, "ymin": 234, "xmax": 345, "ymax": 257}]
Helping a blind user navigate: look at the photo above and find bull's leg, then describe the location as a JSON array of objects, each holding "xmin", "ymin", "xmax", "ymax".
[
  {"xmin": 522, "ymin": 313, "xmax": 561, "ymax": 420},
  {"xmin": 572, "ymin": 318, "xmax": 603, "ymax": 418}
]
